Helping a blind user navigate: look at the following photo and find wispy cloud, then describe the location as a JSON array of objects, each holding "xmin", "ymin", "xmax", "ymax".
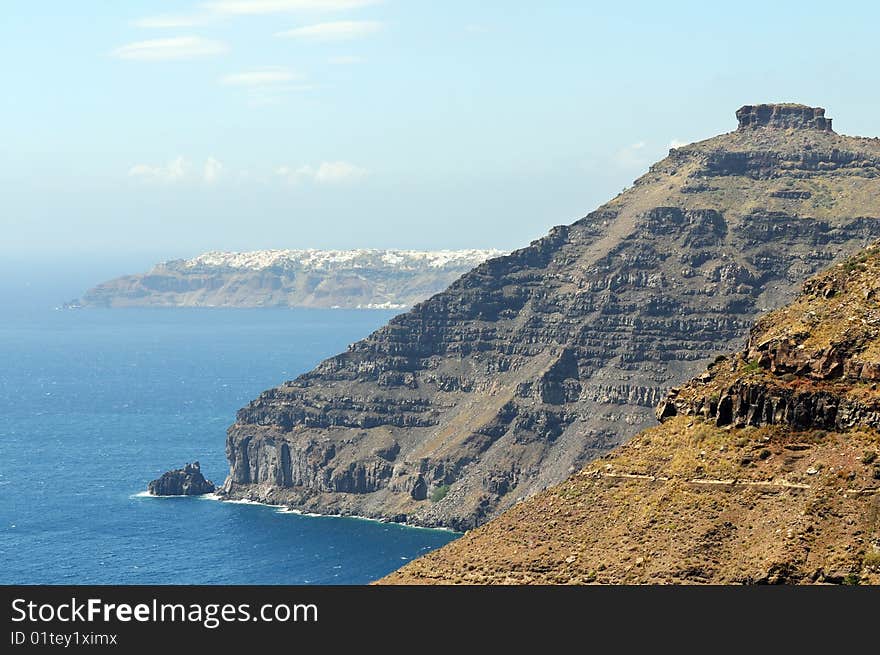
[
  {"xmin": 220, "ymin": 67, "xmax": 304, "ymax": 86},
  {"xmin": 314, "ymin": 161, "xmax": 367, "ymax": 183},
  {"xmin": 276, "ymin": 20, "xmax": 382, "ymax": 41},
  {"xmin": 129, "ymin": 158, "xmax": 366, "ymax": 185},
  {"xmin": 668, "ymin": 138, "xmax": 690, "ymax": 150},
  {"xmin": 613, "ymin": 141, "xmax": 648, "ymax": 170},
  {"xmin": 132, "ymin": 14, "xmax": 212, "ymax": 29},
  {"xmin": 135, "ymin": 0, "xmax": 379, "ymax": 27},
  {"xmin": 328, "ymin": 55, "xmax": 364, "ymax": 64},
  {"xmin": 129, "ymin": 157, "xmax": 191, "ymax": 183},
  {"xmin": 202, "ymin": 0, "xmax": 380, "ymax": 14},
  {"xmin": 277, "ymin": 161, "xmax": 367, "ymax": 184},
  {"xmin": 112, "ymin": 36, "xmax": 228, "ymax": 61},
  {"xmin": 203, "ymin": 157, "xmax": 223, "ymax": 184},
  {"xmin": 220, "ymin": 68, "xmax": 312, "ymax": 106},
  {"xmin": 276, "ymin": 165, "xmax": 311, "ymax": 183},
  {"xmin": 129, "ymin": 157, "xmax": 224, "ymax": 184}
]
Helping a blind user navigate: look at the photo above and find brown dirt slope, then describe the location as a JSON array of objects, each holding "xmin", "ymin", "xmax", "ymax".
[{"xmin": 381, "ymin": 246, "xmax": 880, "ymax": 584}]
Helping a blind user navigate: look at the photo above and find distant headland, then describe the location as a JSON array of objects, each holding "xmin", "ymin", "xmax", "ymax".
[{"xmin": 65, "ymin": 248, "xmax": 504, "ymax": 310}]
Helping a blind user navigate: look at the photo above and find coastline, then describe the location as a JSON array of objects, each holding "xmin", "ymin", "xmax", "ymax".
[
  {"xmin": 134, "ymin": 489, "xmax": 460, "ymax": 534},
  {"xmin": 215, "ymin": 493, "xmax": 462, "ymax": 534}
]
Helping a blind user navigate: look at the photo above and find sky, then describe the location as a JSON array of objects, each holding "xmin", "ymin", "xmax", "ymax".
[{"xmin": 3, "ymin": 0, "xmax": 880, "ymax": 278}]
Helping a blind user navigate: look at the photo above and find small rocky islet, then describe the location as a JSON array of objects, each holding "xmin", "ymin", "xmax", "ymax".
[{"xmin": 148, "ymin": 462, "xmax": 215, "ymax": 496}]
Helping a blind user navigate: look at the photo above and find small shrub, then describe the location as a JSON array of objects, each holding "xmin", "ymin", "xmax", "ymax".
[
  {"xmin": 843, "ymin": 573, "xmax": 861, "ymax": 586},
  {"xmin": 862, "ymin": 451, "xmax": 877, "ymax": 465},
  {"xmin": 781, "ymin": 373, "xmax": 797, "ymax": 383},
  {"xmin": 742, "ymin": 360, "xmax": 762, "ymax": 374},
  {"xmin": 431, "ymin": 484, "xmax": 450, "ymax": 503},
  {"xmin": 864, "ymin": 551, "xmax": 880, "ymax": 571},
  {"xmin": 759, "ymin": 449, "xmax": 771, "ymax": 460}
]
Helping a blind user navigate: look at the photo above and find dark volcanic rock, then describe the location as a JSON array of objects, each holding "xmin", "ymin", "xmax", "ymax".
[
  {"xmin": 148, "ymin": 462, "xmax": 215, "ymax": 496},
  {"xmin": 659, "ymin": 243, "xmax": 880, "ymax": 433},
  {"xmin": 736, "ymin": 103, "xmax": 833, "ymax": 132},
  {"xmin": 222, "ymin": 103, "xmax": 880, "ymax": 529}
]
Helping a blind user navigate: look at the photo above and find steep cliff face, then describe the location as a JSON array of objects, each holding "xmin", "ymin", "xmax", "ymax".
[
  {"xmin": 382, "ymin": 246, "xmax": 880, "ymax": 584},
  {"xmin": 735, "ymin": 103, "xmax": 834, "ymax": 132},
  {"xmin": 222, "ymin": 104, "xmax": 880, "ymax": 530}
]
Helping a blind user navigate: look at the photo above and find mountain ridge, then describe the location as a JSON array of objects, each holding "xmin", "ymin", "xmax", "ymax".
[{"xmin": 219, "ymin": 103, "xmax": 880, "ymax": 530}]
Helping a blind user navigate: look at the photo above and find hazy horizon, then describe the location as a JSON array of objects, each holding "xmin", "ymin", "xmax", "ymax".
[{"xmin": 6, "ymin": 0, "xmax": 880, "ymax": 264}]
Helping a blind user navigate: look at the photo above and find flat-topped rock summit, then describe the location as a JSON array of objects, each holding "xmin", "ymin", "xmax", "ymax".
[
  {"xmin": 736, "ymin": 103, "xmax": 833, "ymax": 132},
  {"xmin": 221, "ymin": 103, "xmax": 880, "ymax": 530}
]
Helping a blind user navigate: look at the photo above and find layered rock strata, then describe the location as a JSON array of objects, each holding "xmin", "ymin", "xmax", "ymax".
[
  {"xmin": 383, "ymin": 246, "xmax": 880, "ymax": 584},
  {"xmin": 222, "ymin": 104, "xmax": 880, "ymax": 530}
]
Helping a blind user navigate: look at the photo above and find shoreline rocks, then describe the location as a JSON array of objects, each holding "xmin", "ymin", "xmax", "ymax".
[{"xmin": 148, "ymin": 461, "xmax": 215, "ymax": 496}]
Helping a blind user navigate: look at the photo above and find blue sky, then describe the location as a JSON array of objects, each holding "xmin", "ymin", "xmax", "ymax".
[{"xmin": 3, "ymin": 0, "xmax": 880, "ymax": 269}]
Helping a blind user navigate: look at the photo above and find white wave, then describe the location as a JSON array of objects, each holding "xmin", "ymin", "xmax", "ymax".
[
  {"xmin": 222, "ymin": 497, "xmax": 284, "ymax": 508},
  {"xmin": 142, "ymin": 490, "xmax": 459, "ymax": 533},
  {"xmin": 130, "ymin": 490, "xmax": 217, "ymax": 499},
  {"xmin": 271, "ymin": 505, "xmax": 458, "ymax": 532},
  {"xmin": 275, "ymin": 507, "xmax": 303, "ymax": 514}
]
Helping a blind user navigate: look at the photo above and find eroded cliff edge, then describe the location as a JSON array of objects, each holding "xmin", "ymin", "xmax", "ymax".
[
  {"xmin": 381, "ymin": 245, "xmax": 880, "ymax": 584},
  {"xmin": 221, "ymin": 104, "xmax": 880, "ymax": 530}
]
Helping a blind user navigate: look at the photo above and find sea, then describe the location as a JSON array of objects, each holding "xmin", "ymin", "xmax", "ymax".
[{"xmin": 0, "ymin": 291, "xmax": 458, "ymax": 584}]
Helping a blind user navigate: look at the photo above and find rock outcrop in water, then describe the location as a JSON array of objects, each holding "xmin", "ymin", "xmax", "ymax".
[
  {"xmin": 148, "ymin": 462, "xmax": 215, "ymax": 496},
  {"xmin": 222, "ymin": 103, "xmax": 880, "ymax": 530},
  {"xmin": 382, "ymin": 246, "xmax": 880, "ymax": 584}
]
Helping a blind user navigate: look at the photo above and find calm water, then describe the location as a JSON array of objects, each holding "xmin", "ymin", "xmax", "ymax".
[{"xmin": 0, "ymin": 307, "xmax": 458, "ymax": 584}]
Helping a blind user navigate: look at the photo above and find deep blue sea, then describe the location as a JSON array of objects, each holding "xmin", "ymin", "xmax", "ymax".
[{"xmin": 0, "ymin": 306, "xmax": 458, "ymax": 584}]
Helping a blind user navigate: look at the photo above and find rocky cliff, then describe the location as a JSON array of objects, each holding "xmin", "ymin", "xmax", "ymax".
[
  {"xmin": 381, "ymin": 245, "xmax": 880, "ymax": 584},
  {"xmin": 69, "ymin": 249, "xmax": 502, "ymax": 310},
  {"xmin": 221, "ymin": 103, "xmax": 880, "ymax": 530}
]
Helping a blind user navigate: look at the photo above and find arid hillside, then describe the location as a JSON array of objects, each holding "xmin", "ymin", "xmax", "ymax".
[{"xmin": 382, "ymin": 245, "xmax": 880, "ymax": 584}]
